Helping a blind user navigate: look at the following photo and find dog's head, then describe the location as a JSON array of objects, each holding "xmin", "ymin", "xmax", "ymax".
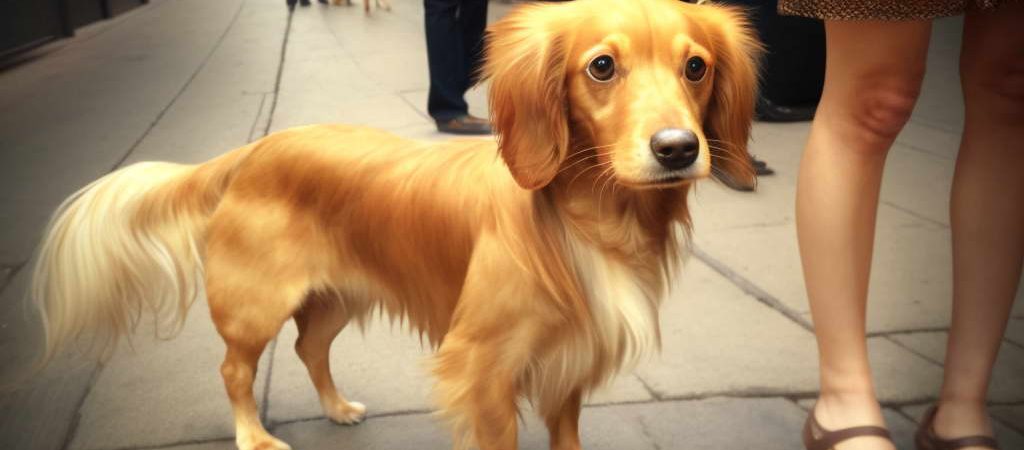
[{"xmin": 484, "ymin": 0, "xmax": 761, "ymax": 191}]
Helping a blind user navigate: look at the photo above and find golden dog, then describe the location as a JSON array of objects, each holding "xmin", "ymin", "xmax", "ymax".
[{"xmin": 32, "ymin": 0, "xmax": 759, "ymax": 449}]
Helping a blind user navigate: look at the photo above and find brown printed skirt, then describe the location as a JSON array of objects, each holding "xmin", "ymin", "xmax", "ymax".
[{"xmin": 778, "ymin": 0, "xmax": 1018, "ymax": 20}]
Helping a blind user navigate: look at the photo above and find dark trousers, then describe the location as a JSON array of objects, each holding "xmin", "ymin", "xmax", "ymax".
[
  {"xmin": 424, "ymin": 0, "xmax": 488, "ymax": 121},
  {"xmin": 724, "ymin": 0, "xmax": 825, "ymax": 106}
]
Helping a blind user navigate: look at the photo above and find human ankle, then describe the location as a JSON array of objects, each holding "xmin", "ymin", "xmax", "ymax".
[
  {"xmin": 814, "ymin": 391, "xmax": 886, "ymax": 429},
  {"xmin": 932, "ymin": 398, "xmax": 993, "ymax": 438}
]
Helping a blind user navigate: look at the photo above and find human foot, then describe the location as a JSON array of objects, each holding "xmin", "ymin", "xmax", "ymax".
[
  {"xmin": 807, "ymin": 394, "xmax": 896, "ymax": 450},
  {"xmin": 917, "ymin": 403, "xmax": 999, "ymax": 449}
]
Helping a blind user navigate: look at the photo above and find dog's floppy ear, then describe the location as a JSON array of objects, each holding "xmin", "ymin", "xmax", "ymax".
[
  {"xmin": 703, "ymin": 6, "xmax": 762, "ymax": 190},
  {"xmin": 483, "ymin": 4, "xmax": 571, "ymax": 190}
]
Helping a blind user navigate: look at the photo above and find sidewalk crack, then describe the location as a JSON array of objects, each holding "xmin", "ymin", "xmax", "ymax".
[
  {"xmin": 108, "ymin": 0, "xmax": 248, "ymax": 171},
  {"xmin": 691, "ymin": 246, "xmax": 813, "ymax": 332}
]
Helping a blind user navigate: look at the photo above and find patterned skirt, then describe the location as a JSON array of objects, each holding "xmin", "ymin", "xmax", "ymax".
[{"xmin": 778, "ymin": 0, "xmax": 1018, "ymax": 20}]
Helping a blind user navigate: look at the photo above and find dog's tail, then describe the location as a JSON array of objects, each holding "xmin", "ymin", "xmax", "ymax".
[{"xmin": 31, "ymin": 146, "xmax": 252, "ymax": 366}]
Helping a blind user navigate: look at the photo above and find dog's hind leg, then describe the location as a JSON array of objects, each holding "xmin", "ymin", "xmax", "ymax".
[
  {"xmin": 294, "ymin": 294, "xmax": 367, "ymax": 425},
  {"xmin": 209, "ymin": 279, "xmax": 300, "ymax": 450},
  {"xmin": 205, "ymin": 202, "xmax": 321, "ymax": 450}
]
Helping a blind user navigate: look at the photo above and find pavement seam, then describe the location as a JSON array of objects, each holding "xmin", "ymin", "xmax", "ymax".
[
  {"xmin": 690, "ymin": 246, "xmax": 814, "ymax": 332},
  {"xmin": 397, "ymin": 92, "xmax": 433, "ymax": 122},
  {"xmin": 1002, "ymin": 338, "xmax": 1024, "ymax": 352},
  {"xmin": 246, "ymin": 92, "xmax": 270, "ymax": 142},
  {"xmin": 0, "ymin": 260, "xmax": 26, "ymax": 296},
  {"xmin": 261, "ymin": 5, "xmax": 294, "ymax": 137},
  {"xmin": 95, "ymin": 435, "xmax": 234, "ymax": 450},
  {"xmin": 267, "ymin": 394, "xmax": 808, "ymax": 430},
  {"xmin": 633, "ymin": 374, "xmax": 663, "ymax": 401},
  {"xmin": 270, "ymin": 407, "xmax": 435, "ymax": 429},
  {"xmin": 881, "ymin": 335, "xmax": 946, "ymax": 368},
  {"xmin": 107, "ymin": 0, "xmax": 247, "ymax": 172},
  {"xmin": 880, "ymin": 200, "xmax": 949, "ymax": 229},
  {"xmin": 866, "ymin": 326, "xmax": 950, "ymax": 338},
  {"xmin": 991, "ymin": 412, "xmax": 1024, "ymax": 437},
  {"xmin": 59, "ymin": 363, "xmax": 105, "ymax": 450},
  {"xmin": 260, "ymin": 338, "xmax": 279, "ymax": 426}
]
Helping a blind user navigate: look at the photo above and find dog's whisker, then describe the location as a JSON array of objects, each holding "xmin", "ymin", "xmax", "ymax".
[{"xmin": 567, "ymin": 160, "xmax": 613, "ymax": 190}]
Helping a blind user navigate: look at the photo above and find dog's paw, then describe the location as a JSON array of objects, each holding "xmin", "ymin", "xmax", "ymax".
[
  {"xmin": 237, "ymin": 434, "xmax": 292, "ymax": 450},
  {"xmin": 327, "ymin": 401, "xmax": 367, "ymax": 425}
]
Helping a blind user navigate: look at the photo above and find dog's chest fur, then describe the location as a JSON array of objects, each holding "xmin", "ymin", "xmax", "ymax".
[{"xmin": 526, "ymin": 233, "xmax": 662, "ymax": 415}]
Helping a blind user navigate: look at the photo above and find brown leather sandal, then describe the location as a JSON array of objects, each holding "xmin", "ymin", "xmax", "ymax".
[
  {"xmin": 803, "ymin": 408, "xmax": 893, "ymax": 450},
  {"xmin": 915, "ymin": 406, "xmax": 1000, "ymax": 450}
]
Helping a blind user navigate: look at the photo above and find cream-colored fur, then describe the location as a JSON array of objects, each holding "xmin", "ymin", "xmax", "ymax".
[{"xmin": 32, "ymin": 163, "xmax": 201, "ymax": 362}]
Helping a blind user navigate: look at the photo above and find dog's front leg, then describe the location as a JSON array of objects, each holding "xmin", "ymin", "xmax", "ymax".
[
  {"xmin": 434, "ymin": 332, "xmax": 521, "ymax": 450},
  {"xmin": 433, "ymin": 235, "xmax": 550, "ymax": 450},
  {"xmin": 545, "ymin": 389, "xmax": 583, "ymax": 450}
]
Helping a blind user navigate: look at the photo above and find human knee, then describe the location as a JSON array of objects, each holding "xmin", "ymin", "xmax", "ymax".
[
  {"xmin": 962, "ymin": 56, "xmax": 1024, "ymax": 119},
  {"xmin": 847, "ymin": 79, "xmax": 922, "ymax": 144}
]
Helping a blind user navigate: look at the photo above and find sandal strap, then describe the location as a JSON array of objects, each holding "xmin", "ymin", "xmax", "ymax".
[
  {"xmin": 932, "ymin": 435, "xmax": 1001, "ymax": 449},
  {"xmin": 804, "ymin": 408, "xmax": 892, "ymax": 450},
  {"xmin": 809, "ymin": 426, "xmax": 892, "ymax": 450}
]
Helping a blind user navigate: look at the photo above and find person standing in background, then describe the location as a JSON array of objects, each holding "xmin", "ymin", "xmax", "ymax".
[
  {"xmin": 789, "ymin": 1, "xmax": 1023, "ymax": 449},
  {"xmin": 424, "ymin": 0, "xmax": 492, "ymax": 135}
]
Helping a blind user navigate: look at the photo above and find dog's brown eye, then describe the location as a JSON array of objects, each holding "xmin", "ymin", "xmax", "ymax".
[
  {"xmin": 587, "ymin": 55, "xmax": 616, "ymax": 82},
  {"xmin": 684, "ymin": 56, "xmax": 707, "ymax": 82}
]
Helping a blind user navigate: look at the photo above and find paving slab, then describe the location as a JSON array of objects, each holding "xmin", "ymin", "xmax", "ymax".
[
  {"xmin": 273, "ymin": 397, "xmax": 806, "ymax": 450},
  {"xmin": 68, "ymin": 296, "xmax": 274, "ymax": 450},
  {"xmin": 888, "ymin": 331, "xmax": 1024, "ymax": 402},
  {"xmin": 635, "ymin": 258, "xmax": 819, "ymax": 398},
  {"xmin": 990, "ymin": 405, "xmax": 1024, "ymax": 437},
  {"xmin": 693, "ymin": 125, "xmax": 958, "ymax": 334},
  {"xmin": 903, "ymin": 403, "xmax": 1024, "ymax": 450},
  {"xmin": 794, "ymin": 400, "xmax": 921, "ymax": 450},
  {"xmin": 878, "ymin": 143, "xmax": 955, "ymax": 227},
  {"xmin": 0, "ymin": 263, "xmax": 97, "ymax": 450}
]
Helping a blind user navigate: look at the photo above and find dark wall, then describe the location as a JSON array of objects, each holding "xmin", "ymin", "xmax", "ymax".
[
  {"xmin": 1, "ymin": 0, "xmax": 147, "ymax": 61},
  {"xmin": 0, "ymin": 0, "xmax": 65, "ymax": 57}
]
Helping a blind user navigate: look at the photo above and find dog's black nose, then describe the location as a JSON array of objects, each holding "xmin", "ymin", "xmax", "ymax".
[{"xmin": 650, "ymin": 128, "xmax": 700, "ymax": 170}]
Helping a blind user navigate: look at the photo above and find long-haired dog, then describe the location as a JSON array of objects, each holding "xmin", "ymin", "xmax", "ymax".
[{"xmin": 31, "ymin": 0, "xmax": 759, "ymax": 448}]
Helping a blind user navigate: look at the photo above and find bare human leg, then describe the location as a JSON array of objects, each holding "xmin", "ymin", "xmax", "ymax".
[
  {"xmin": 932, "ymin": 4, "xmax": 1024, "ymax": 448},
  {"xmin": 796, "ymin": 19, "xmax": 931, "ymax": 450}
]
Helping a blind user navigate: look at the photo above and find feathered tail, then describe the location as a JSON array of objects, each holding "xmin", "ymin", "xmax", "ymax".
[{"xmin": 31, "ymin": 147, "xmax": 250, "ymax": 364}]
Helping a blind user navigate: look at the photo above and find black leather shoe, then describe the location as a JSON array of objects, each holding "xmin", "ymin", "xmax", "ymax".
[
  {"xmin": 755, "ymin": 96, "xmax": 817, "ymax": 123},
  {"xmin": 752, "ymin": 155, "xmax": 774, "ymax": 176},
  {"xmin": 436, "ymin": 115, "xmax": 492, "ymax": 135}
]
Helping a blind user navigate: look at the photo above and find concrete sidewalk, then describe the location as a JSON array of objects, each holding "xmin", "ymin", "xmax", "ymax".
[{"xmin": 0, "ymin": 1, "xmax": 1021, "ymax": 449}]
